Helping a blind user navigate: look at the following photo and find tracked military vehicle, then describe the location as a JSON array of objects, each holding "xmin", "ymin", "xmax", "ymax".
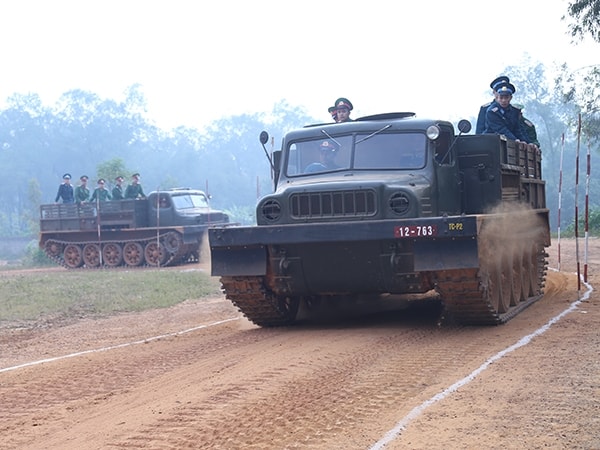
[
  {"xmin": 40, "ymin": 188, "xmax": 229, "ymax": 268},
  {"xmin": 209, "ymin": 113, "xmax": 550, "ymax": 326}
]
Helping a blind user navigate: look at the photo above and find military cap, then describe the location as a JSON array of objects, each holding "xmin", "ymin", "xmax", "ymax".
[
  {"xmin": 334, "ymin": 97, "xmax": 353, "ymax": 111},
  {"xmin": 80, "ymin": 175, "xmax": 89, "ymax": 181},
  {"xmin": 320, "ymin": 140, "xmax": 338, "ymax": 152},
  {"xmin": 132, "ymin": 173, "xmax": 140, "ymax": 178},
  {"xmin": 97, "ymin": 178, "xmax": 105, "ymax": 184},
  {"xmin": 115, "ymin": 175, "xmax": 124, "ymax": 181},
  {"xmin": 62, "ymin": 173, "xmax": 71, "ymax": 180},
  {"xmin": 328, "ymin": 105, "xmax": 337, "ymax": 120},
  {"xmin": 495, "ymin": 82, "xmax": 516, "ymax": 96},
  {"xmin": 490, "ymin": 75, "xmax": 510, "ymax": 90}
]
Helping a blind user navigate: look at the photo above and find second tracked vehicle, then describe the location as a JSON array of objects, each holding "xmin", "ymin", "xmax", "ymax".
[{"xmin": 40, "ymin": 188, "xmax": 229, "ymax": 268}]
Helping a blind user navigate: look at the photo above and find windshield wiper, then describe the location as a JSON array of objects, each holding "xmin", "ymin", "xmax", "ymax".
[
  {"xmin": 320, "ymin": 129, "xmax": 342, "ymax": 148},
  {"xmin": 356, "ymin": 124, "xmax": 392, "ymax": 144}
]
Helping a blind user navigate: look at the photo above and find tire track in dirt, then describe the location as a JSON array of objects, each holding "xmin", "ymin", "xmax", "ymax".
[{"xmin": 0, "ymin": 268, "xmax": 588, "ymax": 450}]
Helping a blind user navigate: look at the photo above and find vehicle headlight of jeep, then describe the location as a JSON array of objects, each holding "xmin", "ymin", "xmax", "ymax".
[{"xmin": 260, "ymin": 199, "xmax": 282, "ymax": 222}]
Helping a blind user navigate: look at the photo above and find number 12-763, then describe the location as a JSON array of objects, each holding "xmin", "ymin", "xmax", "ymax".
[{"xmin": 394, "ymin": 225, "xmax": 437, "ymax": 238}]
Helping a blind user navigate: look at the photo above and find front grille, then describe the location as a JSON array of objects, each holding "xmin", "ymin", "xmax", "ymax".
[{"xmin": 290, "ymin": 189, "xmax": 377, "ymax": 219}]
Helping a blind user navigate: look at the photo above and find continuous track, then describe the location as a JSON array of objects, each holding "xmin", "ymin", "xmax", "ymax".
[
  {"xmin": 220, "ymin": 244, "xmax": 549, "ymax": 327},
  {"xmin": 42, "ymin": 232, "xmax": 198, "ymax": 269}
]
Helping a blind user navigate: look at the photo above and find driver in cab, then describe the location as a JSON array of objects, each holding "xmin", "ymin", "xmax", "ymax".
[{"xmin": 304, "ymin": 140, "xmax": 340, "ymax": 173}]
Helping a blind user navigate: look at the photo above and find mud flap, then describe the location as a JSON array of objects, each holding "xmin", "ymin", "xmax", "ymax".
[
  {"xmin": 413, "ymin": 239, "xmax": 478, "ymax": 271},
  {"xmin": 210, "ymin": 245, "xmax": 267, "ymax": 276}
]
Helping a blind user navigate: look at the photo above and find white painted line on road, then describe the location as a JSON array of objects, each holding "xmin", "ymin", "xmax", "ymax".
[
  {"xmin": 0, "ymin": 317, "xmax": 239, "ymax": 374},
  {"xmin": 370, "ymin": 272, "xmax": 594, "ymax": 450}
]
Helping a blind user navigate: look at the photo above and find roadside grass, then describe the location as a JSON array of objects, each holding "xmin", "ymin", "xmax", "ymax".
[{"xmin": 0, "ymin": 268, "xmax": 223, "ymax": 324}]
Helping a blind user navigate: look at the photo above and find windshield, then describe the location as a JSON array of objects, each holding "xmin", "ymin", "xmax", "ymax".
[
  {"xmin": 285, "ymin": 132, "xmax": 427, "ymax": 176},
  {"xmin": 171, "ymin": 193, "xmax": 209, "ymax": 210}
]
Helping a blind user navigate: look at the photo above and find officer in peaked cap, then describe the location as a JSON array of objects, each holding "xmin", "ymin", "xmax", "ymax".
[
  {"xmin": 495, "ymin": 81, "xmax": 516, "ymax": 96},
  {"xmin": 333, "ymin": 97, "xmax": 353, "ymax": 123},
  {"xmin": 112, "ymin": 175, "xmax": 125, "ymax": 200},
  {"xmin": 74, "ymin": 175, "xmax": 90, "ymax": 204},
  {"xmin": 90, "ymin": 178, "xmax": 112, "ymax": 202},
  {"xmin": 476, "ymin": 75, "xmax": 511, "ymax": 134},
  {"xmin": 483, "ymin": 81, "xmax": 530, "ymax": 143},
  {"xmin": 320, "ymin": 140, "xmax": 338, "ymax": 152},
  {"xmin": 490, "ymin": 75, "xmax": 510, "ymax": 90},
  {"xmin": 125, "ymin": 172, "xmax": 146, "ymax": 199},
  {"xmin": 304, "ymin": 140, "xmax": 340, "ymax": 173},
  {"xmin": 328, "ymin": 105, "xmax": 337, "ymax": 122},
  {"xmin": 55, "ymin": 173, "xmax": 74, "ymax": 203}
]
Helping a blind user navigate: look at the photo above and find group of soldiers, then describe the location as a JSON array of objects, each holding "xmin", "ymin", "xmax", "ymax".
[
  {"xmin": 55, "ymin": 173, "xmax": 146, "ymax": 204},
  {"xmin": 328, "ymin": 79, "xmax": 539, "ymax": 148}
]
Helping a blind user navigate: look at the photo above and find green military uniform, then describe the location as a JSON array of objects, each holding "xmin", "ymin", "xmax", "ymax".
[
  {"xmin": 112, "ymin": 184, "xmax": 124, "ymax": 200},
  {"xmin": 112, "ymin": 176, "xmax": 125, "ymax": 200},
  {"xmin": 74, "ymin": 176, "xmax": 90, "ymax": 203},
  {"xmin": 125, "ymin": 182, "xmax": 145, "ymax": 199},
  {"xmin": 512, "ymin": 103, "xmax": 540, "ymax": 147},
  {"xmin": 90, "ymin": 187, "xmax": 112, "ymax": 202},
  {"xmin": 521, "ymin": 116, "xmax": 540, "ymax": 147}
]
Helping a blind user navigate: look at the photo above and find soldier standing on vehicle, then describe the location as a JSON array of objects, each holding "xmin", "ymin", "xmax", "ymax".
[
  {"xmin": 112, "ymin": 175, "xmax": 125, "ymax": 200},
  {"xmin": 90, "ymin": 179, "xmax": 112, "ymax": 202},
  {"xmin": 332, "ymin": 97, "xmax": 353, "ymax": 123},
  {"xmin": 476, "ymin": 75, "xmax": 510, "ymax": 134},
  {"xmin": 328, "ymin": 105, "xmax": 338, "ymax": 122},
  {"xmin": 483, "ymin": 82, "xmax": 530, "ymax": 143},
  {"xmin": 74, "ymin": 175, "xmax": 90, "ymax": 204},
  {"xmin": 125, "ymin": 173, "xmax": 146, "ymax": 199},
  {"xmin": 55, "ymin": 173, "xmax": 74, "ymax": 203},
  {"xmin": 513, "ymin": 103, "xmax": 540, "ymax": 147}
]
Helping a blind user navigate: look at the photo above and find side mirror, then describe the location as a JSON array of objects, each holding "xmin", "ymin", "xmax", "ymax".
[
  {"xmin": 259, "ymin": 131, "xmax": 269, "ymax": 145},
  {"xmin": 457, "ymin": 120, "xmax": 472, "ymax": 134}
]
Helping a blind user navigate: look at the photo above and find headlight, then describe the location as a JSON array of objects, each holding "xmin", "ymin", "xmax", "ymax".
[{"xmin": 426, "ymin": 125, "xmax": 440, "ymax": 140}]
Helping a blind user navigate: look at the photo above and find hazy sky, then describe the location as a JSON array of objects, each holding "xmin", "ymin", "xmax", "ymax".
[{"xmin": 1, "ymin": 0, "xmax": 598, "ymax": 130}]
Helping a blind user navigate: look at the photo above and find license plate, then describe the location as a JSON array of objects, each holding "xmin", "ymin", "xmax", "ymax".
[{"xmin": 394, "ymin": 224, "xmax": 438, "ymax": 238}]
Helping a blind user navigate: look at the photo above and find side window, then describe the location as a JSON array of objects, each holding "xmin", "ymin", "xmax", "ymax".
[
  {"xmin": 159, "ymin": 195, "xmax": 170, "ymax": 208},
  {"xmin": 286, "ymin": 144, "xmax": 299, "ymax": 175}
]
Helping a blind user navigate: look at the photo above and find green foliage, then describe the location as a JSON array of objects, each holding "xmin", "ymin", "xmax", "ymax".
[
  {"xmin": 565, "ymin": 0, "xmax": 600, "ymax": 42},
  {"xmin": 224, "ymin": 205, "xmax": 257, "ymax": 225},
  {"xmin": 97, "ymin": 157, "xmax": 131, "ymax": 184},
  {"xmin": 21, "ymin": 239, "xmax": 54, "ymax": 267},
  {"xmin": 0, "ymin": 269, "xmax": 222, "ymax": 323},
  {"xmin": 563, "ymin": 208, "xmax": 600, "ymax": 236}
]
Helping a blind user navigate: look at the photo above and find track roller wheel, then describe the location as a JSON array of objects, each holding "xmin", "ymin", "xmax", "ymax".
[
  {"xmin": 511, "ymin": 249, "xmax": 524, "ymax": 304},
  {"xmin": 102, "ymin": 243, "xmax": 123, "ymax": 267},
  {"xmin": 162, "ymin": 231, "xmax": 183, "ymax": 254},
  {"xmin": 525, "ymin": 244, "xmax": 540, "ymax": 297},
  {"xmin": 123, "ymin": 242, "xmax": 144, "ymax": 267},
  {"xmin": 481, "ymin": 259, "xmax": 506, "ymax": 315},
  {"xmin": 499, "ymin": 252, "xmax": 512, "ymax": 312},
  {"xmin": 63, "ymin": 244, "xmax": 84, "ymax": 268},
  {"xmin": 144, "ymin": 241, "xmax": 167, "ymax": 266},
  {"xmin": 276, "ymin": 296, "xmax": 300, "ymax": 323},
  {"xmin": 83, "ymin": 243, "xmax": 101, "ymax": 268},
  {"xmin": 44, "ymin": 240, "xmax": 63, "ymax": 258}
]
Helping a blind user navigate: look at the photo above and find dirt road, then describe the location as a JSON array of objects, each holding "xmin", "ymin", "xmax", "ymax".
[{"xmin": 0, "ymin": 238, "xmax": 598, "ymax": 449}]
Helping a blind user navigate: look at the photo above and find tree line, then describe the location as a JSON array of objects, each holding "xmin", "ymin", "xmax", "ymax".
[{"xmin": 0, "ymin": 60, "xmax": 599, "ymax": 245}]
